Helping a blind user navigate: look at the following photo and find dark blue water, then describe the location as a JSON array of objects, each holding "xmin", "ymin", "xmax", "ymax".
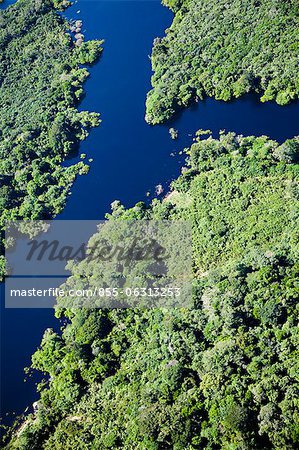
[
  {"xmin": 1, "ymin": 0, "xmax": 299, "ymax": 424},
  {"xmin": 0, "ymin": 0, "xmax": 15, "ymax": 9}
]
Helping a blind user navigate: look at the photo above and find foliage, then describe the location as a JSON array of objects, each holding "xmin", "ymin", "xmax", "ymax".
[
  {"xmin": 169, "ymin": 127, "xmax": 178, "ymax": 139},
  {"xmin": 4, "ymin": 133, "xmax": 299, "ymax": 449},
  {"xmin": 0, "ymin": 0, "xmax": 103, "ymax": 270},
  {"xmin": 145, "ymin": 0, "xmax": 299, "ymax": 123}
]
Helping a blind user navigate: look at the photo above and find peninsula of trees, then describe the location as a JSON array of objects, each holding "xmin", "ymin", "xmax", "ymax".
[
  {"xmin": 146, "ymin": 0, "xmax": 299, "ymax": 124},
  {"xmin": 0, "ymin": 0, "xmax": 103, "ymax": 274}
]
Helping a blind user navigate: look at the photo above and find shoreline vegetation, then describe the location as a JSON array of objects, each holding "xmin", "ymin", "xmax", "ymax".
[
  {"xmin": 145, "ymin": 0, "xmax": 299, "ymax": 124},
  {"xmin": 4, "ymin": 132, "xmax": 299, "ymax": 449},
  {"xmin": 0, "ymin": 0, "xmax": 103, "ymax": 274}
]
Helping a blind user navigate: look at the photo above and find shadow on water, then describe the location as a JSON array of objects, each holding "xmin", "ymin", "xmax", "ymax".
[{"xmin": 1, "ymin": 0, "xmax": 299, "ymax": 425}]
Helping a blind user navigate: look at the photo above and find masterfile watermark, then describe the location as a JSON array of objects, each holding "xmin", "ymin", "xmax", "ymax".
[
  {"xmin": 5, "ymin": 220, "xmax": 193, "ymax": 308},
  {"xmin": 26, "ymin": 236, "xmax": 168, "ymax": 263}
]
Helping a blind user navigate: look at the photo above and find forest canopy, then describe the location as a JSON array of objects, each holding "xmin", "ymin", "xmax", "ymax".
[
  {"xmin": 0, "ymin": 0, "xmax": 103, "ymax": 274},
  {"xmin": 4, "ymin": 132, "xmax": 299, "ymax": 449},
  {"xmin": 145, "ymin": 0, "xmax": 299, "ymax": 124}
]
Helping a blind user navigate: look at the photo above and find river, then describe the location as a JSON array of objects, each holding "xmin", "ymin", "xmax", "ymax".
[{"xmin": 1, "ymin": 0, "xmax": 299, "ymax": 424}]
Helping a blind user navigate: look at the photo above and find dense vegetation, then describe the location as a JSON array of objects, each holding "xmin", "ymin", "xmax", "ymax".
[
  {"xmin": 4, "ymin": 132, "xmax": 299, "ymax": 449},
  {"xmin": 145, "ymin": 0, "xmax": 299, "ymax": 124},
  {"xmin": 0, "ymin": 0, "xmax": 103, "ymax": 274}
]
